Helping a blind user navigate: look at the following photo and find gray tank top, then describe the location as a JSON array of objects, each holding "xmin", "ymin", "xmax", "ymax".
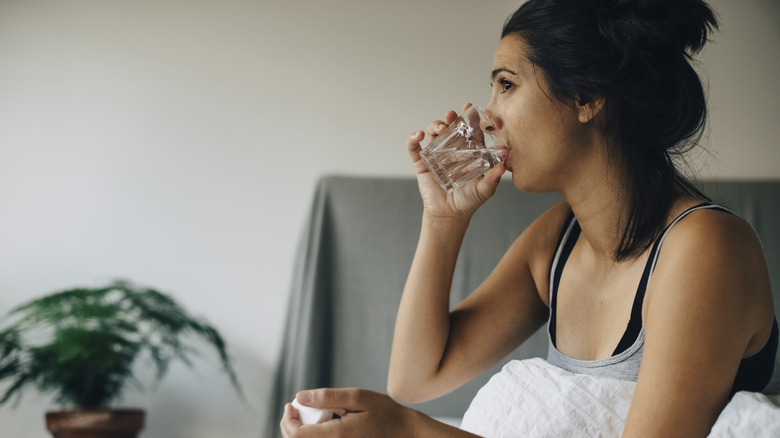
[
  {"xmin": 546, "ymin": 211, "xmax": 644, "ymax": 381},
  {"xmin": 546, "ymin": 203, "xmax": 779, "ymax": 389}
]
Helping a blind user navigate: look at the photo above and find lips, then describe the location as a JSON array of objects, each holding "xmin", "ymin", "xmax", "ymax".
[{"xmin": 497, "ymin": 145, "xmax": 511, "ymax": 166}]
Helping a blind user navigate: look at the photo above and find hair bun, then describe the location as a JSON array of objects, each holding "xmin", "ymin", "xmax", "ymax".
[{"xmin": 593, "ymin": 0, "xmax": 718, "ymax": 63}]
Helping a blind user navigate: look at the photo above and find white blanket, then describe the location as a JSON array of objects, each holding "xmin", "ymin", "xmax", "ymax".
[{"xmin": 460, "ymin": 358, "xmax": 780, "ymax": 437}]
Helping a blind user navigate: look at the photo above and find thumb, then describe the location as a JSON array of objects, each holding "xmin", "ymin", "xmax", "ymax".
[
  {"xmin": 476, "ymin": 163, "xmax": 505, "ymax": 198},
  {"xmin": 296, "ymin": 388, "xmax": 374, "ymax": 412}
]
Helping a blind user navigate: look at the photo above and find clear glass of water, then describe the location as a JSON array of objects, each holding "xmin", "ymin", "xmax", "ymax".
[{"xmin": 419, "ymin": 106, "xmax": 506, "ymax": 193}]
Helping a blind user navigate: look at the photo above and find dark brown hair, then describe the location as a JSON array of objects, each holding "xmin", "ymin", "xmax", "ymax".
[{"xmin": 503, "ymin": 0, "xmax": 718, "ymax": 260}]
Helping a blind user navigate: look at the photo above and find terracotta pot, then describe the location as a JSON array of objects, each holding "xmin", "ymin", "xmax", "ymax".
[{"xmin": 45, "ymin": 409, "xmax": 145, "ymax": 438}]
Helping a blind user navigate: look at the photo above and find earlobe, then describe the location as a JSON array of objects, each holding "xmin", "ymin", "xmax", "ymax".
[{"xmin": 577, "ymin": 96, "xmax": 605, "ymax": 123}]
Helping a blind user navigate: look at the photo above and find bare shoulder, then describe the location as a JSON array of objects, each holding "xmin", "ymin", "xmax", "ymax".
[
  {"xmin": 502, "ymin": 200, "xmax": 572, "ymax": 307},
  {"xmin": 625, "ymin": 205, "xmax": 776, "ymax": 437},
  {"xmin": 625, "ymin": 206, "xmax": 775, "ymax": 438},
  {"xmin": 646, "ymin": 204, "xmax": 774, "ymax": 354},
  {"xmin": 655, "ymin": 206, "xmax": 770, "ymax": 298}
]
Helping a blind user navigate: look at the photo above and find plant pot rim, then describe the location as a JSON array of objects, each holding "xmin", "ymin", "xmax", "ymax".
[
  {"xmin": 46, "ymin": 408, "xmax": 145, "ymax": 414},
  {"xmin": 46, "ymin": 409, "xmax": 145, "ymax": 435}
]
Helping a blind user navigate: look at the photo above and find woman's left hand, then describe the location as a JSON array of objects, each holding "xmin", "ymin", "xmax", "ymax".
[{"xmin": 280, "ymin": 388, "xmax": 416, "ymax": 438}]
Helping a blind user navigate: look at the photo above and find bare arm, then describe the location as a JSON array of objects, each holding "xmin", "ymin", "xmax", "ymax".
[
  {"xmin": 388, "ymin": 112, "xmax": 564, "ymax": 403},
  {"xmin": 388, "ymin": 183, "xmax": 564, "ymax": 404},
  {"xmin": 387, "ymin": 212, "xmax": 471, "ymax": 401},
  {"xmin": 388, "ymin": 213, "xmax": 556, "ymax": 403},
  {"xmin": 622, "ymin": 210, "xmax": 774, "ymax": 437}
]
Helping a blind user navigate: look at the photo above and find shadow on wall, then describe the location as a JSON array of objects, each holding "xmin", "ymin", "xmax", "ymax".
[
  {"xmin": 0, "ymin": 340, "xmax": 272, "ymax": 438},
  {"xmin": 130, "ymin": 341, "xmax": 273, "ymax": 438}
]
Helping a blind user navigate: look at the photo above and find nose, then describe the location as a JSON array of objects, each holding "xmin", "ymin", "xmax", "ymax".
[{"xmin": 480, "ymin": 106, "xmax": 502, "ymax": 136}]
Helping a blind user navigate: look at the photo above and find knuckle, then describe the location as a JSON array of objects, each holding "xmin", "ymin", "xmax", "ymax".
[
  {"xmin": 352, "ymin": 387, "xmax": 373, "ymax": 405},
  {"xmin": 352, "ymin": 391, "xmax": 366, "ymax": 406},
  {"xmin": 317, "ymin": 388, "xmax": 333, "ymax": 404}
]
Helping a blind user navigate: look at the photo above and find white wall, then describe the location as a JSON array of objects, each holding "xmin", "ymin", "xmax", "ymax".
[
  {"xmin": 697, "ymin": 0, "xmax": 780, "ymax": 178},
  {"xmin": 0, "ymin": 1, "xmax": 777, "ymax": 436}
]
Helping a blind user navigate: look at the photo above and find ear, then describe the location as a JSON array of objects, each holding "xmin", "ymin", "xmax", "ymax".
[{"xmin": 576, "ymin": 95, "xmax": 605, "ymax": 123}]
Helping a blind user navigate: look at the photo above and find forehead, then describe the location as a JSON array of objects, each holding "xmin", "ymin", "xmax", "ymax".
[{"xmin": 492, "ymin": 34, "xmax": 533, "ymax": 73}]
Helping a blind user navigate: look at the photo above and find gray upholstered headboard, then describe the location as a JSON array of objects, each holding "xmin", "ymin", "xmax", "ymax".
[{"xmin": 269, "ymin": 176, "xmax": 780, "ymax": 437}]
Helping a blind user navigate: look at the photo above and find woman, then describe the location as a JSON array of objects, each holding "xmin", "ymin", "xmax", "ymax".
[{"xmin": 281, "ymin": 0, "xmax": 778, "ymax": 436}]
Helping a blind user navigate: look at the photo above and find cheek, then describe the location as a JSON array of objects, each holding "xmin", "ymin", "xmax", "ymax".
[
  {"xmin": 507, "ymin": 113, "xmax": 571, "ymax": 176},
  {"xmin": 518, "ymin": 104, "xmax": 575, "ymax": 155},
  {"xmin": 504, "ymin": 108, "xmax": 530, "ymax": 146},
  {"xmin": 502, "ymin": 91, "xmax": 572, "ymax": 161},
  {"xmin": 506, "ymin": 108, "xmax": 544, "ymax": 160}
]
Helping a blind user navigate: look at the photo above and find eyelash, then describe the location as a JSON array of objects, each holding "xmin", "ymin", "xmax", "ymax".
[{"xmin": 491, "ymin": 79, "xmax": 515, "ymax": 94}]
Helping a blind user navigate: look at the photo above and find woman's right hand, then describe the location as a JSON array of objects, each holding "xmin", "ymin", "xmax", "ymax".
[{"xmin": 408, "ymin": 107, "xmax": 506, "ymax": 220}]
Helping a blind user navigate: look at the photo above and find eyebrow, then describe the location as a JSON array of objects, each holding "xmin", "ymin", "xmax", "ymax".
[{"xmin": 491, "ymin": 68, "xmax": 518, "ymax": 80}]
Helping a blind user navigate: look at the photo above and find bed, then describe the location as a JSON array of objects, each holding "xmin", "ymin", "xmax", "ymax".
[{"xmin": 269, "ymin": 175, "xmax": 780, "ymax": 437}]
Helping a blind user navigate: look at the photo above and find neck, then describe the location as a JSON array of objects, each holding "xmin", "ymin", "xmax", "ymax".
[
  {"xmin": 559, "ymin": 134, "xmax": 627, "ymax": 262},
  {"xmin": 563, "ymin": 175, "xmax": 624, "ymax": 262}
]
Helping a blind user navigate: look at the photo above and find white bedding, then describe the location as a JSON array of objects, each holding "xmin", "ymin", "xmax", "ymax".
[{"xmin": 460, "ymin": 358, "xmax": 780, "ymax": 437}]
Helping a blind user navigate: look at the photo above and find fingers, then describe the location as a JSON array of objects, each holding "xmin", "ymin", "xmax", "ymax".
[
  {"xmin": 443, "ymin": 109, "xmax": 459, "ymax": 125},
  {"xmin": 424, "ymin": 109, "xmax": 459, "ymax": 145},
  {"xmin": 476, "ymin": 163, "xmax": 506, "ymax": 200},
  {"xmin": 407, "ymin": 131, "xmax": 431, "ymax": 175},
  {"xmin": 296, "ymin": 388, "xmax": 376, "ymax": 412},
  {"xmin": 409, "ymin": 105, "xmax": 469, "ymax": 172},
  {"xmin": 281, "ymin": 402, "xmax": 342, "ymax": 438},
  {"xmin": 407, "ymin": 131, "xmax": 424, "ymax": 160},
  {"xmin": 424, "ymin": 120, "xmax": 447, "ymax": 145},
  {"xmin": 280, "ymin": 403, "xmax": 303, "ymax": 438}
]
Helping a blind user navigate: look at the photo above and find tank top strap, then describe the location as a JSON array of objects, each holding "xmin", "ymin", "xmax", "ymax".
[
  {"xmin": 548, "ymin": 212, "xmax": 578, "ymax": 347},
  {"xmin": 549, "ymin": 202, "xmax": 734, "ymax": 352},
  {"xmin": 612, "ymin": 202, "xmax": 734, "ymax": 354}
]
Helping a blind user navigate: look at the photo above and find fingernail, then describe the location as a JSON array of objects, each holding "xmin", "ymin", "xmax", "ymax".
[{"xmin": 297, "ymin": 390, "xmax": 313, "ymax": 404}]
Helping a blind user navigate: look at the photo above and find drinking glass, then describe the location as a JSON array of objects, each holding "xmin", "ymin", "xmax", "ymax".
[{"xmin": 419, "ymin": 106, "xmax": 506, "ymax": 193}]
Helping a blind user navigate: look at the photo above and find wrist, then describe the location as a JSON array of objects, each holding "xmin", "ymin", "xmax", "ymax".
[
  {"xmin": 404, "ymin": 406, "xmax": 425, "ymax": 438},
  {"xmin": 418, "ymin": 213, "xmax": 470, "ymax": 257},
  {"xmin": 407, "ymin": 409, "xmax": 440, "ymax": 438},
  {"xmin": 421, "ymin": 212, "xmax": 471, "ymax": 233}
]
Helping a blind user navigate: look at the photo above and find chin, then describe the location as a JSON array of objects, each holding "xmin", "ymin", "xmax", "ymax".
[{"xmin": 511, "ymin": 172, "xmax": 552, "ymax": 195}]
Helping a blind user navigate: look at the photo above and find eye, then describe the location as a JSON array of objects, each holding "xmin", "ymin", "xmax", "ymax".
[
  {"xmin": 499, "ymin": 79, "xmax": 514, "ymax": 93},
  {"xmin": 490, "ymin": 77, "xmax": 516, "ymax": 94}
]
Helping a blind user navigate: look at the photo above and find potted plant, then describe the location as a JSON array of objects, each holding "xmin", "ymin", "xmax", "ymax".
[{"xmin": 0, "ymin": 280, "xmax": 242, "ymax": 437}]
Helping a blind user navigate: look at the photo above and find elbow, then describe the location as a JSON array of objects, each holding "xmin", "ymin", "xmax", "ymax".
[
  {"xmin": 386, "ymin": 374, "xmax": 410, "ymax": 402},
  {"xmin": 386, "ymin": 382, "xmax": 404, "ymax": 401},
  {"xmin": 387, "ymin": 374, "xmax": 437, "ymax": 404},
  {"xmin": 387, "ymin": 353, "xmax": 446, "ymax": 403},
  {"xmin": 387, "ymin": 383, "xmax": 425, "ymax": 404}
]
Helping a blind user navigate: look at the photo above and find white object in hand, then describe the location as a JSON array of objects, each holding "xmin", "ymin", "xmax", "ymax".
[{"xmin": 292, "ymin": 397, "xmax": 334, "ymax": 425}]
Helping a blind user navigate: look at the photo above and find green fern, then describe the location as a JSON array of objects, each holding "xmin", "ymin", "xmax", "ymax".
[{"xmin": 0, "ymin": 280, "xmax": 242, "ymax": 409}]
